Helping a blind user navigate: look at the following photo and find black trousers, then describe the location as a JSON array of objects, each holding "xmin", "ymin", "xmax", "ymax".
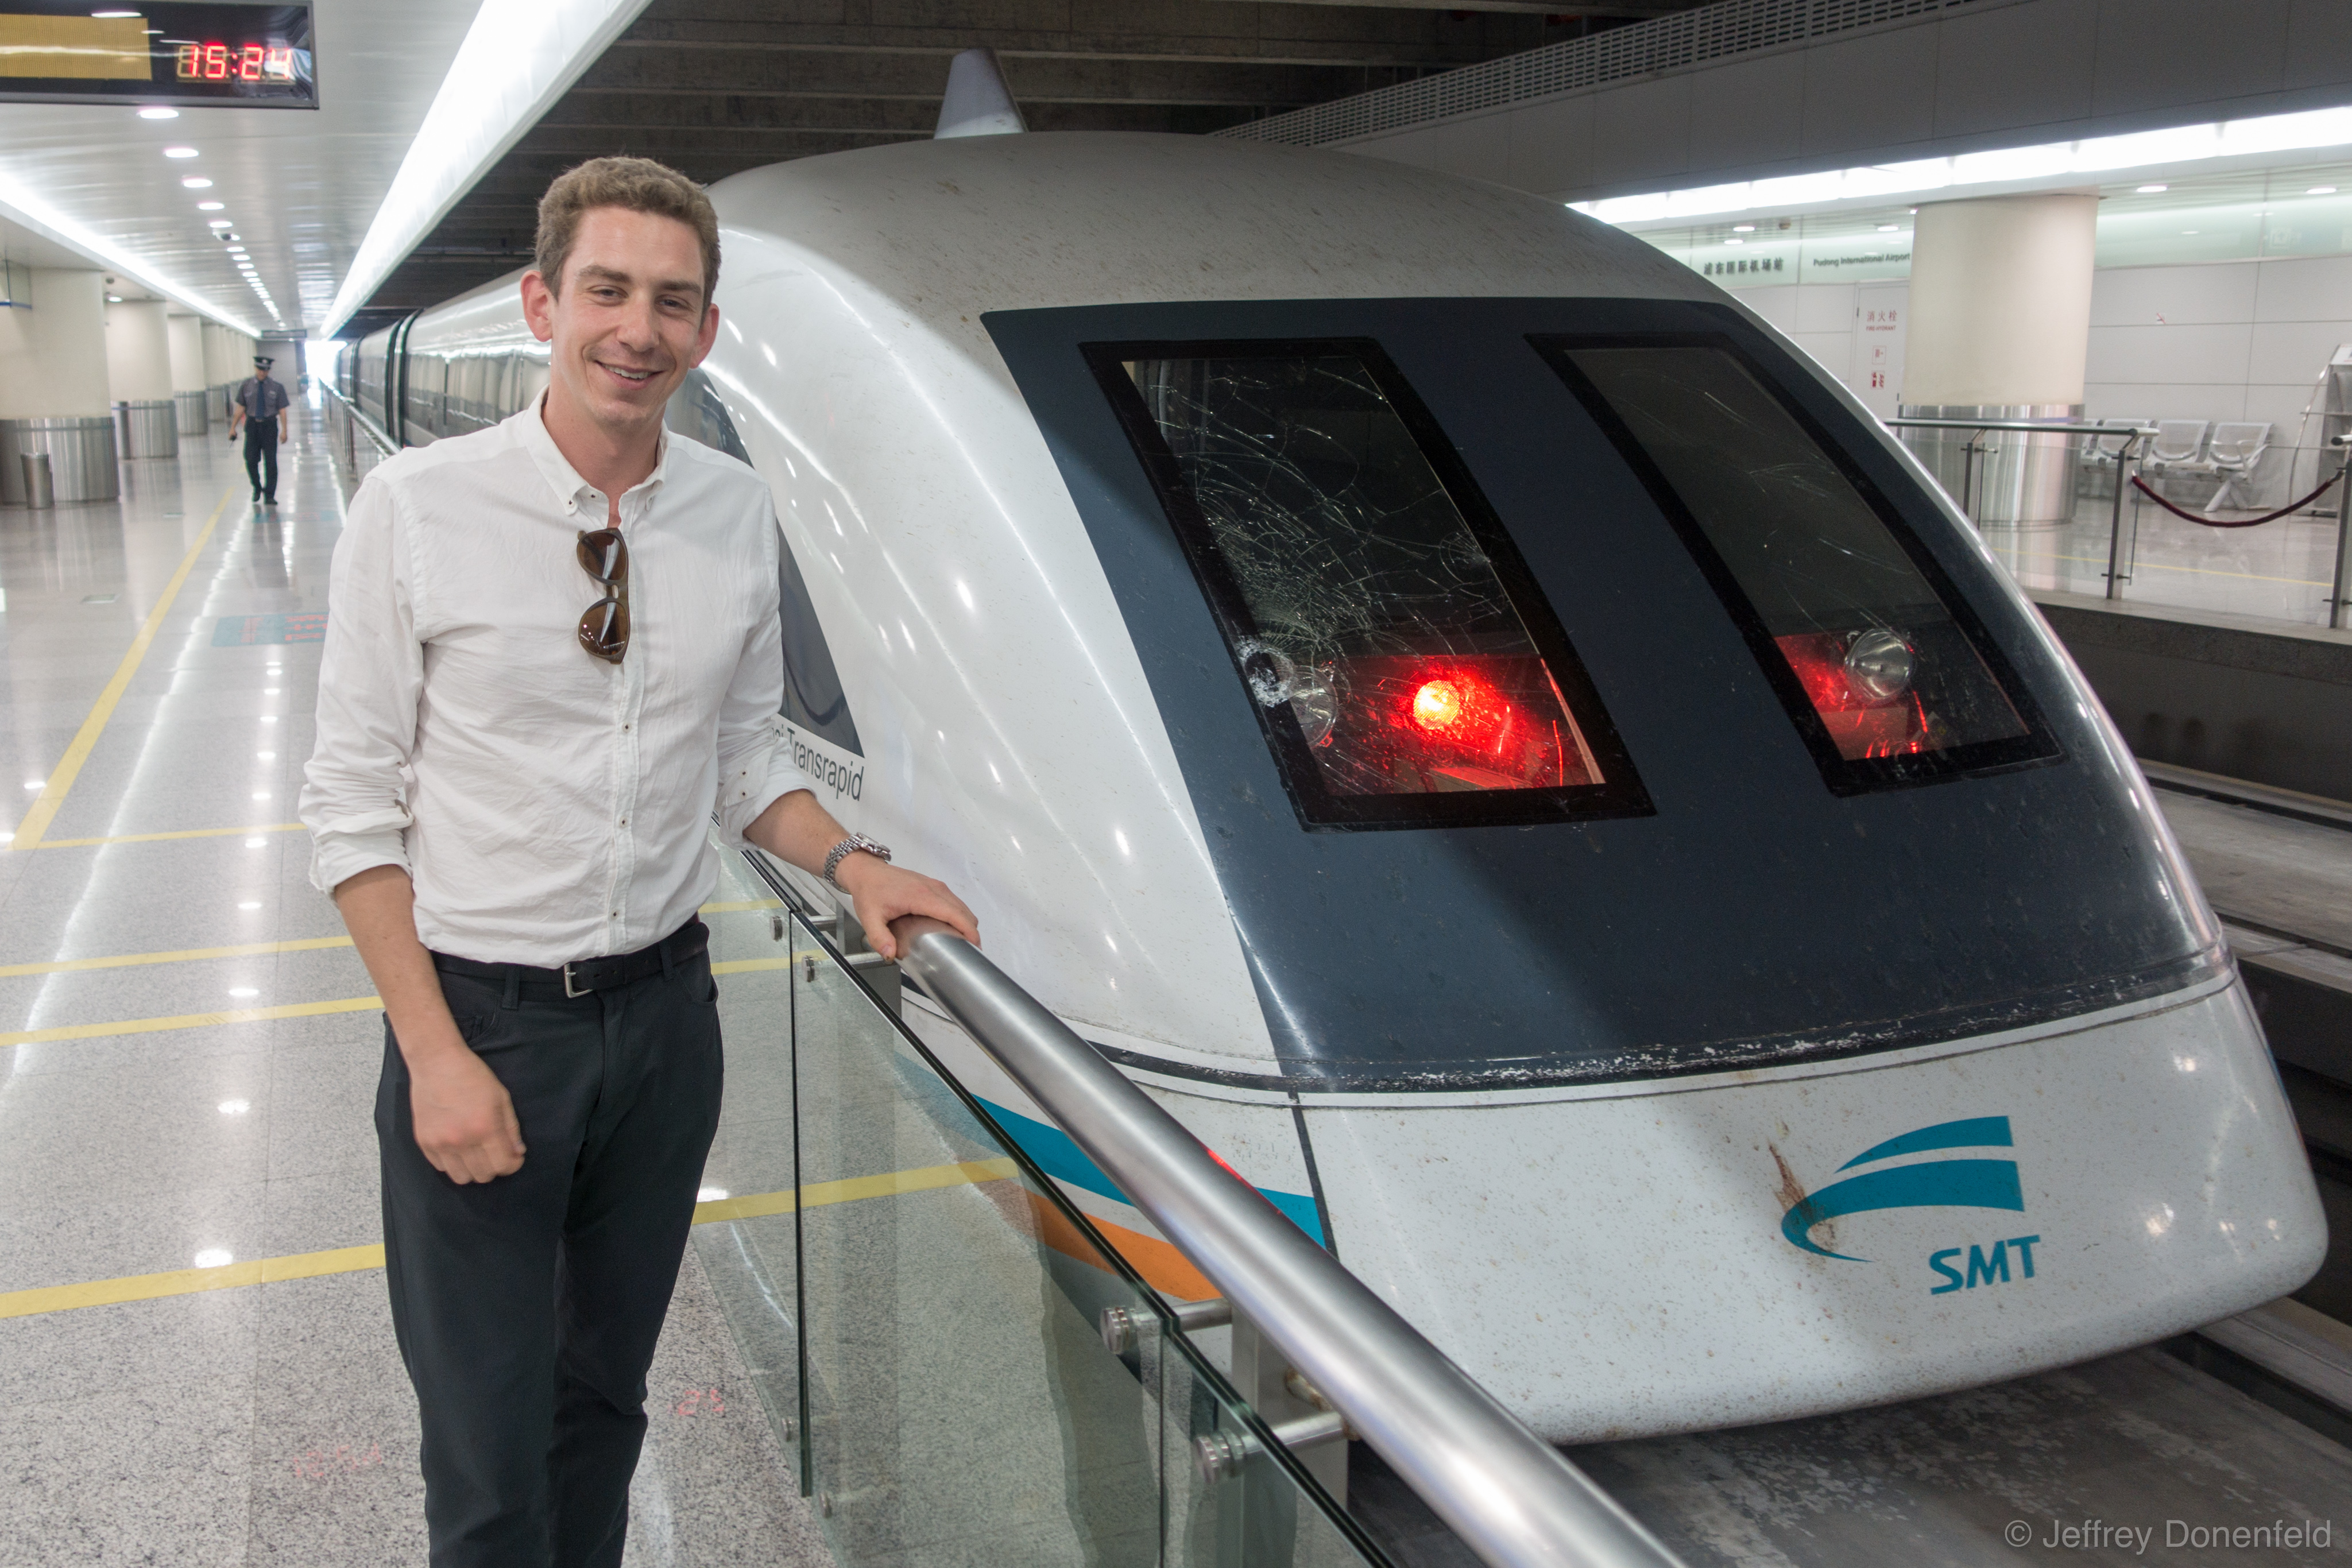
[
  {"xmin": 376, "ymin": 931, "xmax": 724, "ymax": 1568},
  {"xmin": 243, "ymin": 424, "xmax": 278, "ymax": 500}
]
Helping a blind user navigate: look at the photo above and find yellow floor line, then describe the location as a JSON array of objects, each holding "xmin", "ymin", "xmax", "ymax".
[
  {"xmin": 692, "ymin": 1159, "xmax": 1017, "ymax": 1223},
  {"xmin": 10, "ymin": 483, "xmax": 239, "ymax": 851},
  {"xmin": 37, "ymin": 821, "xmax": 306, "ymax": 850},
  {"xmin": 0, "ymin": 994, "xmax": 381, "ymax": 1050},
  {"xmin": 0, "ymin": 956, "xmax": 827, "ymax": 1044},
  {"xmin": 0, "ymin": 1159, "xmax": 1018, "ymax": 1320},
  {"xmin": 711, "ymin": 957, "xmax": 792, "ymax": 974},
  {"xmin": 700, "ymin": 900, "xmax": 783, "ymax": 913},
  {"xmin": 0, "ymin": 935, "xmax": 353, "ymax": 979},
  {"xmin": 0, "ymin": 1244, "xmax": 389, "ymax": 1318}
]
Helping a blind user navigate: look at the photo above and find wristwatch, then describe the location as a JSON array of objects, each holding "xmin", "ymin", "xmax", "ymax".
[{"xmin": 823, "ymin": 833, "xmax": 893, "ymax": 888}]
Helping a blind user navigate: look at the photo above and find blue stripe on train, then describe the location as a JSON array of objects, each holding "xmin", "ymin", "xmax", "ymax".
[{"xmin": 974, "ymin": 1095, "xmax": 1328, "ymax": 1249}]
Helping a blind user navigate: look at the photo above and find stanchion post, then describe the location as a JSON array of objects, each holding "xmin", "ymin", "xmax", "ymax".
[
  {"xmin": 1961, "ymin": 430, "xmax": 1980, "ymax": 525},
  {"xmin": 2105, "ymin": 430, "xmax": 2140, "ymax": 601},
  {"xmin": 2331, "ymin": 458, "xmax": 2350, "ymax": 630}
]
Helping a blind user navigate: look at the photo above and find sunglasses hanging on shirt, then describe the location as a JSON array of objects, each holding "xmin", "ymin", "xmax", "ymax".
[{"xmin": 577, "ymin": 529, "xmax": 629, "ymax": 664}]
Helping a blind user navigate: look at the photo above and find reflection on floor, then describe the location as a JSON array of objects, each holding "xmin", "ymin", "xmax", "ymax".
[
  {"xmin": 1979, "ymin": 488, "xmax": 2343, "ymax": 629},
  {"xmin": 0, "ymin": 394, "xmax": 829, "ymax": 1566}
]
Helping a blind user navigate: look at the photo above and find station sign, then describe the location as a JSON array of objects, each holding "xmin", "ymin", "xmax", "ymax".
[{"xmin": 0, "ymin": 2, "xmax": 315, "ymax": 109}]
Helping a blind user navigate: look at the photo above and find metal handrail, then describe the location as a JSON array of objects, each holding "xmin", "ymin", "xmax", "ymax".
[
  {"xmin": 318, "ymin": 379, "xmax": 399, "ymax": 456},
  {"xmin": 1881, "ymin": 418, "xmax": 2153, "ymax": 435},
  {"xmin": 1881, "ymin": 417, "xmax": 2153, "ymax": 599},
  {"xmin": 892, "ymin": 915, "xmax": 1687, "ymax": 1568}
]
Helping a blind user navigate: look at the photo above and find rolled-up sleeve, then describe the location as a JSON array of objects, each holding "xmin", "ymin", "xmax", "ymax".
[
  {"xmin": 300, "ymin": 475, "xmax": 423, "ymax": 894},
  {"xmin": 713, "ymin": 515, "xmax": 815, "ymax": 846}
]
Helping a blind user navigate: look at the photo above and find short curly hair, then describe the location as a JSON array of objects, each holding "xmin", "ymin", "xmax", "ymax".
[{"xmin": 533, "ymin": 156, "xmax": 720, "ymax": 304}]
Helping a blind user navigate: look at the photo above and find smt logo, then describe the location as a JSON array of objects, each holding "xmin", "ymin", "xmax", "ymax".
[
  {"xmin": 1780, "ymin": 1116, "xmax": 2026, "ymax": 1263},
  {"xmin": 1929, "ymin": 1234, "xmax": 2040, "ymax": 1294}
]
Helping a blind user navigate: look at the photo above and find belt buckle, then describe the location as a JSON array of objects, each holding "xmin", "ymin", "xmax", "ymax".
[{"xmin": 563, "ymin": 962, "xmax": 588, "ymax": 1000}]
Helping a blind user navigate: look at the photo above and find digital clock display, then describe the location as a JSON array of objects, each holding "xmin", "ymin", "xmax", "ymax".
[
  {"xmin": 0, "ymin": 2, "xmax": 315, "ymax": 109},
  {"xmin": 174, "ymin": 41, "xmax": 299, "ymax": 84}
]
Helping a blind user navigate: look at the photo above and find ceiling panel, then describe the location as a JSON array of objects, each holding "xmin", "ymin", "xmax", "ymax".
[
  {"xmin": 0, "ymin": 0, "xmax": 483, "ymax": 332},
  {"xmin": 346, "ymin": 0, "xmax": 1704, "ymax": 333}
]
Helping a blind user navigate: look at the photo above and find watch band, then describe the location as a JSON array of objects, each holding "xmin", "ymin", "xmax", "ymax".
[{"xmin": 823, "ymin": 833, "xmax": 893, "ymax": 888}]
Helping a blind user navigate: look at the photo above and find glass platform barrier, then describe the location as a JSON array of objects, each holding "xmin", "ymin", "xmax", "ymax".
[{"xmin": 691, "ymin": 843, "xmax": 1682, "ymax": 1568}]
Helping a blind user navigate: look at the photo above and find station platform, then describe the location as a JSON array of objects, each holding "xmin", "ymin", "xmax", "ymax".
[
  {"xmin": 6, "ymin": 394, "xmax": 2352, "ymax": 1568},
  {"xmin": 1984, "ymin": 493, "xmax": 2344, "ymax": 632}
]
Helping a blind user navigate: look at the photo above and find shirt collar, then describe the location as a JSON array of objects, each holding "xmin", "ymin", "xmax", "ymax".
[{"xmin": 517, "ymin": 392, "xmax": 672, "ymax": 520}]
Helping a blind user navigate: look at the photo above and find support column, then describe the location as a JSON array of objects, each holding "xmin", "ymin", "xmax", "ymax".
[
  {"xmin": 203, "ymin": 320, "xmax": 237, "ymax": 417},
  {"xmin": 168, "ymin": 313, "xmax": 209, "ymax": 435},
  {"xmin": 105, "ymin": 299, "xmax": 176, "ymax": 459},
  {"xmin": 1898, "ymin": 192, "xmax": 2096, "ymax": 525},
  {"xmin": 0, "ymin": 268, "xmax": 119, "ymax": 503}
]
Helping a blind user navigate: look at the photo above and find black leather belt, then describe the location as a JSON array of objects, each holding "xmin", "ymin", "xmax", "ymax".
[{"xmin": 432, "ymin": 919, "xmax": 709, "ymax": 1001}]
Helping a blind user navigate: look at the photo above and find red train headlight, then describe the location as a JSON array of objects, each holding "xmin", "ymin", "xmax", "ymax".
[{"xmin": 1412, "ymin": 679, "xmax": 1464, "ymax": 733}]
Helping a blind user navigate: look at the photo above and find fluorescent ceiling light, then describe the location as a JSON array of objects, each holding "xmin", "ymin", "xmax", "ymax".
[
  {"xmin": 1731, "ymin": 223, "xmax": 1755, "ymax": 232},
  {"xmin": 106, "ymin": 293, "xmax": 122, "ymax": 301},
  {"xmin": 0, "ymin": 173, "xmax": 260, "ymax": 334},
  {"xmin": 2137, "ymin": 184, "xmax": 2169, "ymax": 192},
  {"xmin": 180, "ymin": 176, "xmax": 210, "ymax": 188},
  {"xmin": 197, "ymin": 200, "xmax": 222, "ymax": 210},
  {"xmin": 1877, "ymin": 223, "xmax": 1901, "ymax": 231},
  {"xmin": 1573, "ymin": 105, "xmax": 2352, "ymax": 227},
  {"xmin": 136, "ymin": 106, "xmax": 177, "ymax": 120},
  {"xmin": 325, "ymin": 0, "xmax": 654, "ymax": 334},
  {"xmin": 2312, "ymin": 185, "xmax": 2339, "ymax": 195},
  {"xmin": 162, "ymin": 146, "xmax": 198, "ymax": 158},
  {"xmin": 207, "ymin": 219, "xmax": 231, "ymax": 227}
]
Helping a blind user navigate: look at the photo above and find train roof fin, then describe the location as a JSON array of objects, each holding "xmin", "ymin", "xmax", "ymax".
[{"xmin": 935, "ymin": 47, "xmax": 1026, "ymax": 139}]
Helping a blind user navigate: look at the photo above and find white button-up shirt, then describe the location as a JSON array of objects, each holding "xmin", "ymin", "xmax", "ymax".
[{"xmin": 300, "ymin": 401, "xmax": 813, "ymax": 965}]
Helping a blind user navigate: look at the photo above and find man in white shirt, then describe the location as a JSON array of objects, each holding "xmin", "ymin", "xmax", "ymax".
[{"xmin": 301, "ymin": 157, "xmax": 977, "ymax": 1566}]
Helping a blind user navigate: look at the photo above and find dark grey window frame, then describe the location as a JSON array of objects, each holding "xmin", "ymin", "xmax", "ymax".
[
  {"xmin": 1534, "ymin": 332, "xmax": 2061, "ymax": 796},
  {"xmin": 1087, "ymin": 336, "xmax": 1650, "ymax": 831}
]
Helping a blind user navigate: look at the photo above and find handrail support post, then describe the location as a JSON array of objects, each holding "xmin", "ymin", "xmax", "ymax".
[
  {"xmin": 1229, "ymin": 1304, "xmax": 1350, "ymax": 1505},
  {"xmin": 2106, "ymin": 431, "xmax": 2142, "ymax": 601},
  {"xmin": 2331, "ymin": 456, "xmax": 2351, "ymax": 630}
]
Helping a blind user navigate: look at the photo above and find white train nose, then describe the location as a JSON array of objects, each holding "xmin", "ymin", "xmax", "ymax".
[{"xmin": 1303, "ymin": 975, "xmax": 2323, "ymax": 1443}]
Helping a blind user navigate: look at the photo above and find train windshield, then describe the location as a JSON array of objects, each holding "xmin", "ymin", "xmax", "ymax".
[
  {"xmin": 1093, "ymin": 340, "xmax": 1647, "ymax": 830},
  {"xmin": 1539, "ymin": 338, "xmax": 2056, "ymax": 793}
]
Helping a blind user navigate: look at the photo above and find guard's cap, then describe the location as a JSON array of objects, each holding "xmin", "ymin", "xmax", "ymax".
[{"xmin": 253, "ymin": 355, "xmax": 273, "ymax": 368}]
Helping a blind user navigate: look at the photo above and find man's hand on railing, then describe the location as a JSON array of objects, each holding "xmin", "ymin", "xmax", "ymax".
[{"xmin": 834, "ymin": 856, "xmax": 976, "ymax": 961}]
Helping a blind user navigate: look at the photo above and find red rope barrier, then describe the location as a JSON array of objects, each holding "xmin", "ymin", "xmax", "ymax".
[{"xmin": 2128, "ymin": 473, "xmax": 2339, "ymax": 528}]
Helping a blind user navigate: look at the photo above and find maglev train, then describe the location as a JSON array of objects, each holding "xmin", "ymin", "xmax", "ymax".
[{"xmin": 343, "ymin": 129, "xmax": 2323, "ymax": 1442}]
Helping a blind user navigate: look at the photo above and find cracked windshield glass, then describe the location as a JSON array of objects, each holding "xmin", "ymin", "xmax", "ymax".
[{"xmin": 1123, "ymin": 350, "xmax": 1606, "ymax": 804}]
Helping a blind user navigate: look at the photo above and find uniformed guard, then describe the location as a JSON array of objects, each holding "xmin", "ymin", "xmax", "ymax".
[{"xmin": 228, "ymin": 354, "xmax": 291, "ymax": 506}]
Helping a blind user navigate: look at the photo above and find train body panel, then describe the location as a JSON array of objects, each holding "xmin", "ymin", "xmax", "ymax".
[
  {"xmin": 1305, "ymin": 977, "xmax": 2318, "ymax": 1441},
  {"xmin": 355, "ymin": 129, "xmax": 2323, "ymax": 1437},
  {"xmin": 911, "ymin": 969, "xmax": 2318, "ymax": 1441},
  {"xmin": 693, "ymin": 211, "xmax": 1283, "ymax": 1066}
]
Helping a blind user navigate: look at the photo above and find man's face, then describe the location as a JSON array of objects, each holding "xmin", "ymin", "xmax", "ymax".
[{"xmin": 523, "ymin": 206, "xmax": 718, "ymax": 439}]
